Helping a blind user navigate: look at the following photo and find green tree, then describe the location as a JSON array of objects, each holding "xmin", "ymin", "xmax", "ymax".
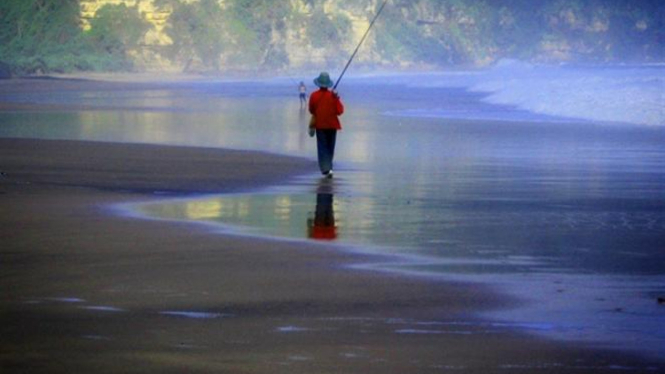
[
  {"xmin": 307, "ymin": 11, "xmax": 350, "ymax": 47},
  {"xmin": 85, "ymin": 3, "xmax": 152, "ymax": 70},
  {"xmin": 162, "ymin": 0, "xmax": 225, "ymax": 71},
  {"xmin": 376, "ymin": 0, "xmax": 464, "ymax": 65},
  {"xmin": 225, "ymin": 0, "xmax": 293, "ymax": 68},
  {"xmin": 0, "ymin": 0, "xmax": 84, "ymax": 73}
]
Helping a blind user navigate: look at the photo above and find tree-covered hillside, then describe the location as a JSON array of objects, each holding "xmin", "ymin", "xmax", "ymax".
[
  {"xmin": 0, "ymin": 0, "xmax": 150, "ymax": 74},
  {"xmin": 1, "ymin": 0, "xmax": 663, "ymax": 75}
]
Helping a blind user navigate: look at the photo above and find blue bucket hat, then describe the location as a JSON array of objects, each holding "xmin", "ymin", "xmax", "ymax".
[{"xmin": 313, "ymin": 72, "xmax": 334, "ymax": 88}]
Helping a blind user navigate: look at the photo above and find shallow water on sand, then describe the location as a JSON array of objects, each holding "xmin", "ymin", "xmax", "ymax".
[{"xmin": 1, "ymin": 72, "xmax": 664, "ymax": 358}]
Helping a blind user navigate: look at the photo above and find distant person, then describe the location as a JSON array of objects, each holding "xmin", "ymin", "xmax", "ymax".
[
  {"xmin": 308, "ymin": 72, "xmax": 344, "ymax": 178},
  {"xmin": 298, "ymin": 81, "xmax": 307, "ymax": 107}
]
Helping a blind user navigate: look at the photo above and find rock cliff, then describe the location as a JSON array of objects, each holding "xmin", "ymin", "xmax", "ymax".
[
  {"xmin": 3, "ymin": 0, "xmax": 661, "ymax": 74},
  {"xmin": 78, "ymin": 0, "xmax": 387, "ymax": 72}
]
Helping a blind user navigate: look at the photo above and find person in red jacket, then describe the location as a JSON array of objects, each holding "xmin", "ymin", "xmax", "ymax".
[{"xmin": 309, "ymin": 72, "xmax": 344, "ymax": 178}]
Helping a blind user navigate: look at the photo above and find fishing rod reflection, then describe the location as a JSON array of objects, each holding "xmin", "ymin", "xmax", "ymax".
[{"xmin": 307, "ymin": 178, "xmax": 337, "ymax": 241}]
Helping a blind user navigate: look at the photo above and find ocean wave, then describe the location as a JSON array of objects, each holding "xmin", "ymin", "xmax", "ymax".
[
  {"xmin": 474, "ymin": 60, "xmax": 665, "ymax": 126},
  {"xmin": 381, "ymin": 60, "xmax": 665, "ymax": 126}
]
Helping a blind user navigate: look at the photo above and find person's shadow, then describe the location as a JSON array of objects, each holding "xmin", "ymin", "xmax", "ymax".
[{"xmin": 307, "ymin": 178, "xmax": 337, "ymax": 240}]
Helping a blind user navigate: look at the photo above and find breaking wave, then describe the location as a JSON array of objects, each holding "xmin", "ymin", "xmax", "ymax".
[
  {"xmin": 476, "ymin": 60, "xmax": 665, "ymax": 126},
  {"xmin": 383, "ymin": 60, "xmax": 665, "ymax": 126}
]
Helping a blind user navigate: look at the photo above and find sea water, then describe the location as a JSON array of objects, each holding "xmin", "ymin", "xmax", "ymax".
[{"xmin": 1, "ymin": 62, "xmax": 664, "ymax": 358}]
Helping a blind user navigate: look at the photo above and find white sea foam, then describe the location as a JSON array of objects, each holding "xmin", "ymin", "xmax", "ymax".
[
  {"xmin": 394, "ymin": 329, "xmax": 474, "ymax": 335},
  {"xmin": 80, "ymin": 305, "xmax": 126, "ymax": 312},
  {"xmin": 159, "ymin": 311, "xmax": 230, "ymax": 319},
  {"xmin": 382, "ymin": 60, "xmax": 665, "ymax": 126},
  {"xmin": 45, "ymin": 297, "xmax": 86, "ymax": 303},
  {"xmin": 475, "ymin": 60, "xmax": 665, "ymax": 126},
  {"xmin": 276, "ymin": 326, "xmax": 310, "ymax": 333}
]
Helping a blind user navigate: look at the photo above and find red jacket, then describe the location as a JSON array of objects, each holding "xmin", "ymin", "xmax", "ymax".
[{"xmin": 309, "ymin": 88, "xmax": 344, "ymax": 130}]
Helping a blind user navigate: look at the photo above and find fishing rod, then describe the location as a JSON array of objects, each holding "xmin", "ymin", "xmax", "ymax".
[{"xmin": 333, "ymin": 0, "xmax": 388, "ymax": 90}]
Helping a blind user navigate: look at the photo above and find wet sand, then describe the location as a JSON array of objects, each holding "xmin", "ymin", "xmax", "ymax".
[
  {"xmin": 1, "ymin": 138, "xmax": 662, "ymax": 373},
  {"xmin": 1, "ymin": 77, "xmax": 663, "ymax": 372}
]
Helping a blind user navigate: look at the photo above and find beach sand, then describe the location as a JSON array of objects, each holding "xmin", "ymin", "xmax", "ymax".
[
  {"xmin": 1, "ymin": 138, "xmax": 661, "ymax": 373},
  {"xmin": 1, "ymin": 77, "xmax": 662, "ymax": 373}
]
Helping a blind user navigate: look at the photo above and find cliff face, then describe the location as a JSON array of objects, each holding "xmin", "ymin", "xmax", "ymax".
[
  {"xmin": 77, "ymin": 0, "xmax": 387, "ymax": 71},
  {"xmin": 80, "ymin": 0, "xmax": 171, "ymax": 45},
  {"xmin": 69, "ymin": 0, "xmax": 665, "ymax": 72}
]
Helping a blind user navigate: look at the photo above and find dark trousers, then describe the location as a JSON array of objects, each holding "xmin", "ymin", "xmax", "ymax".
[{"xmin": 316, "ymin": 129, "xmax": 337, "ymax": 174}]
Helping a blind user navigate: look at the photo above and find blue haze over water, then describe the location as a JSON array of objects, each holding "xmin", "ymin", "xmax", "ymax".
[{"xmin": 1, "ymin": 62, "xmax": 664, "ymax": 358}]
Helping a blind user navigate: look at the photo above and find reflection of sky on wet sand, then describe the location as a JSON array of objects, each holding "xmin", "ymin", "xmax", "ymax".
[
  {"xmin": 2, "ymin": 79, "xmax": 664, "ymax": 274},
  {"xmin": 2, "ymin": 77, "xmax": 665, "ymax": 357},
  {"xmin": 138, "ymin": 178, "xmax": 377, "ymax": 245}
]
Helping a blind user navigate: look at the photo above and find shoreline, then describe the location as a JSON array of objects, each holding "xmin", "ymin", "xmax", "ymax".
[
  {"xmin": 126, "ymin": 189, "xmax": 665, "ymax": 361},
  {"xmin": 2, "ymin": 74, "xmax": 663, "ymax": 371},
  {"xmin": 1, "ymin": 138, "xmax": 662, "ymax": 372}
]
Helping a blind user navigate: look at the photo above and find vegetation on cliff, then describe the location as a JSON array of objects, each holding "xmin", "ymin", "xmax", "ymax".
[
  {"xmin": 0, "ymin": 0, "xmax": 150, "ymax": 74},
  {"xmin": 1, "ymin": 0, "xmax": 663, "ymax": 75}
]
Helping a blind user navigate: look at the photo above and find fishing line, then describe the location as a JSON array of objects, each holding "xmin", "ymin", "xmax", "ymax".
[{"xmin": 333, "ymin": 0, "xmax": 388, "ymax": 90}]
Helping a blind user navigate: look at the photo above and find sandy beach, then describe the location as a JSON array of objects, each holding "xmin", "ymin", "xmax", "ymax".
[
  {"xmin": 0, "ymin": 137, "xmax": 660, "ymax": 373},
  {"xmin": 1, "ymin": 78, "xmax": 663, "ymax": 373}
]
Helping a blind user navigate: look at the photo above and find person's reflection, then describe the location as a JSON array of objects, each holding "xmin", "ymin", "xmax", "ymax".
[{"xmin": 307, "ymin": 179, "xmax": 337, "ymax": 240}]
